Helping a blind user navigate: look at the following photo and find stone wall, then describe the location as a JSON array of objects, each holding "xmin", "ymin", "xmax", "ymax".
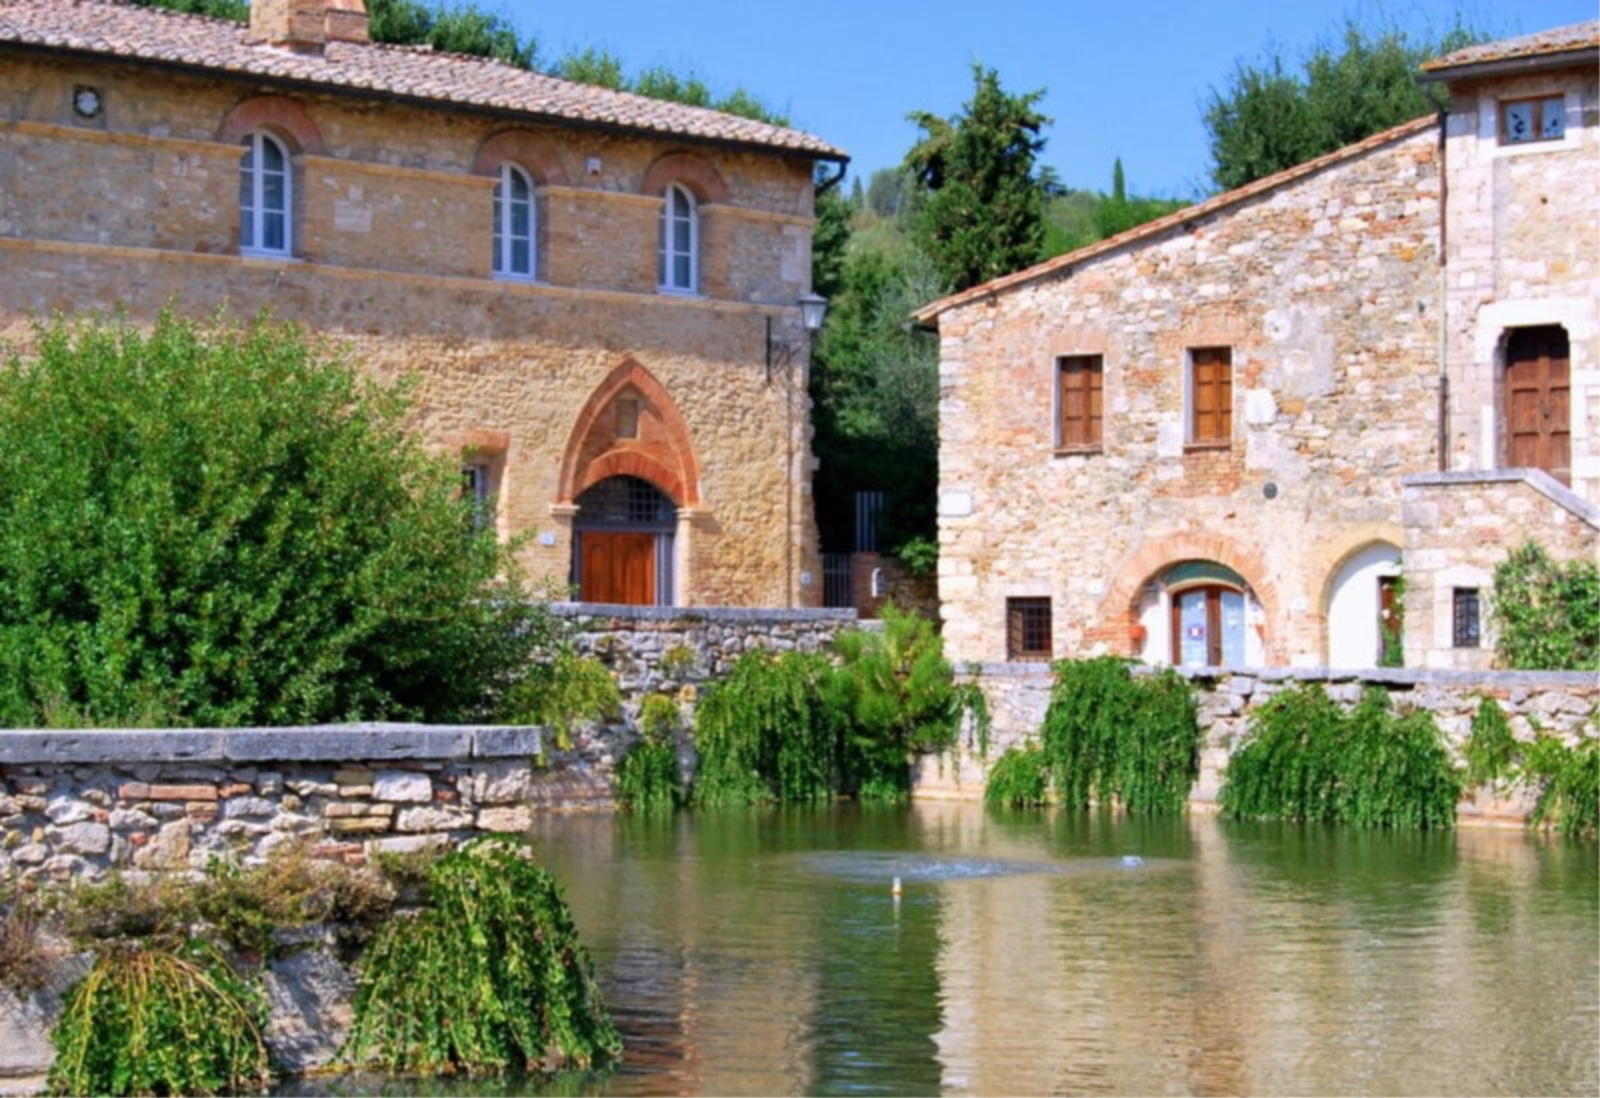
[
  {"xmin": 1438, "ymin": 62, "xmax": 1600, "ymax": 504},
  {"xmin": 1401, "ymin": 470, "xmax": 1600, "ymax": 669},
  {"xmin": 914, "ymin": 665, "xmax": 1599, "ymax": 823},
  {"xmin": 932, "ymin": 121, "xmax": 1444, "ymax": 668},
  {"xmin": 0, "ymin": 44, "xmax": 826, "ymax": 608},
  {"xmin": 0, "ymin": 726, "xmax": 543, "ymax": 884}
]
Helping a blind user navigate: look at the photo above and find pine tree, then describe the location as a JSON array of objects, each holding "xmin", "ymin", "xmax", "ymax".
[{"xmin": 905, "ymin": 65, "xmax": 1050, "ymax": 292}]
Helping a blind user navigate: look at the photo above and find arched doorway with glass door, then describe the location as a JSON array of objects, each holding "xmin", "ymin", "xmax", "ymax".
[
  {"xmin": 1132, "ymin": 560, "xmax": 1265, "ymax": 668},
  {"xmin": 571, "ymin": 475, "xmax": 676, "ymax": 605}
]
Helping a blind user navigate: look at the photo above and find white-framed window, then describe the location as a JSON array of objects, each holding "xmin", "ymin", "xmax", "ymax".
[
  {"xmin": 239, "ymin": 131, "xmax": 291, "ymax": 257},
  {"xmin": 658, "ymin": 182, "xmax": 698, "ymax": 293},
  {"xmin": 1500, "ymin": 95, "xmax": 1566, "ymax": 145},
  {"xmin": 492, "ymin": 162, "xmax": 536, "ymax": 280}
]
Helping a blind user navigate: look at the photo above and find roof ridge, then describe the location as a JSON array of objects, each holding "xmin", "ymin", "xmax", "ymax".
[{"xmin": 914, "ymin": 114, "xmax": 1438, "ymax": 324}]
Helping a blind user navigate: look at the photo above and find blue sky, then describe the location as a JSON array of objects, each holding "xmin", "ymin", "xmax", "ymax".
[{"xmin": 506, "ymin": 0, "xmax": 1595, "ymax": 199}]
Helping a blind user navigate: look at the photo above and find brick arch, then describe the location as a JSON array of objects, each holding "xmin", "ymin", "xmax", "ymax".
[
  {"xmin": 1096, "ymin": 532, "xmax": 1282, "ymax": 660},
  {"xmin": 641, "ymin": 151, "xmax": 730, "ymax": 204},
  {"xmin": 470, "ymin": 130, "xmax": 570, "ymax": 186},
  {"xmin": 1312, "ymin": 527, "xmax": 1404, "ymax": 621},
  {"xmin": 556, "ymin": 356, "xmax": 701, "ymax": 506},
  {"xmin": 217, "ymin": 95, "xmax": 324, "ymax": 154}
]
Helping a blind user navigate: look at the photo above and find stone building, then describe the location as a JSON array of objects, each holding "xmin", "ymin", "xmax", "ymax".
[
  {"xmin": 915, "ymin": 22, "xmax": 1598, "ymax": 672},
  {"xmin": 0, "ymin": 0, "xmax": 845, "ymax": 608}
]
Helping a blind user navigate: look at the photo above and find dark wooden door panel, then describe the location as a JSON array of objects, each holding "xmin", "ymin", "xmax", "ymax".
[
  {"xmin": 1505, "ymin": 327, "xmax": 1571, "ymax": 485},
  {"xmin": 580, "ymin": 532, "xmax": 656, "ymax": 604}
]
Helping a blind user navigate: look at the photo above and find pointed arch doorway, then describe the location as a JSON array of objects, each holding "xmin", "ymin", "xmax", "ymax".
[{"xmin": 572, "ymin": 475, "xmax": 676, "ymax": 605}]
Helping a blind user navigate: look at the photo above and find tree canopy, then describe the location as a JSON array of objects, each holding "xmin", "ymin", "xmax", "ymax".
[
  {"xmin": 905, "ymin": 65, "xmax": 1050, "ymax": 293},
  {"xmin": 0, "ymin": 312, "xmax": 552, "ymax": 727},
  {"xmin": 1204, "ymin": 19, "xmax": 1483, "ymax": 191}
]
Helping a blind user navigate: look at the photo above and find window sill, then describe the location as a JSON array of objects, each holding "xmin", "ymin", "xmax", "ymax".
[
  {"xmin": 657, "ymin": 285, "xmax": 701, "ymax": 298},
  {"xmin": 1183, "ymin": 441, "xmax": 1232, "ymax": 453},
  {"xmin": 239, "ymin": 248, "xmax": 299, "ymax": 262},
  {"xmin": 493, "ymin": 272, "xmax": 541, "ymax": 286},
  {"xmin": 1053, "ymin": 446, "xmax": 1103, "ymax": 458},
  {"xmin": 1007, "ymin": 654, "xmax": 1052, "ymax": 663}
]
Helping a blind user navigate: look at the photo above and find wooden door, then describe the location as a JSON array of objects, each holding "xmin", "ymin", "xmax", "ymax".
[
  {"xmin": 580, "ymin": 532, "xmax": 656, "ymax": 605},
  {"xmin": 1506, "ymin": 327, "xmax": 1571, "ymax": 485}
]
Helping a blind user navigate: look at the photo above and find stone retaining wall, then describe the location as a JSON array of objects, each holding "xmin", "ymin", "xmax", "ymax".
[
  {"xmin": 551, "ymin": 602, "xmax": 858, "ymax": 778},
  {"xmin": 915, "ymin": 666, "xmax": 1599, "ymax": 822},
  {"xmin": 0, "ymin": 725, "xmax": 542, "ymax": 884}
]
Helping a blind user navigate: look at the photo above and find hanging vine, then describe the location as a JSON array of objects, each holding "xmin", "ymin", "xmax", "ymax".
[
  {"xmin": 1219, "ymin": 684, "xmax": 1460, "ymax": 829},
  {"xmin": 1039, "ymin": 657, "xmax": 1200, "ymax": 814}
]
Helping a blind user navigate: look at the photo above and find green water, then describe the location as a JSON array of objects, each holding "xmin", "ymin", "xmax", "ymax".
[{"xmin": 352, "ymin": 804, "xmax": 1600, "ymax": 1096}]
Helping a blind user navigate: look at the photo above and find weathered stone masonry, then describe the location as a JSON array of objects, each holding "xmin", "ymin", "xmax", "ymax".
[
  {"xmin": 915, "ymin": 667, "xmax": 1598, "ymax": 824},
  {"xmin": 0, "ymin": 725, "xmax": 543, "ymax": 884}
]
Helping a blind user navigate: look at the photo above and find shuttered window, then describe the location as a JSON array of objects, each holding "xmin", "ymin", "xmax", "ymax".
[
  {"xmin": 1057, "ymin": 355, "xmax": 1104, "ymax": 451},
  {"xmin": 1188, "ymin": 347, "xmax": 1232, "ymax": 446}
]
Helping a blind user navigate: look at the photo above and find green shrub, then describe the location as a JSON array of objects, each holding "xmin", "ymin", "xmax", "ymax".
[
  {"xmin": 1490, "ymin": 540, "xmax": 1600, "ymax": 671},
  {"xmin": 1040, "ymin": 658, "xmax": 1199, "ymax": 814},
  {"xmin": 615, "ymin": 694, "xmax": 685, "ymax": 811},
  {"xmin": 48, "ymin": 940, "xmax": 270, "ymax": 1097},
  {"xmin": 830, "ymin": 605, "xmax": 989, "ymax": 801},
  {"xmin": 1464, "ymin": 697, "xmax": 1598, "ymax": 839},
  {"xmin": 1220, "ymin": 684, "xmax": 1460, "ymax": 829},
  {"xmin": 1524, "ymin": 734, "xmax": 1600, "ymax": 839},
  {"xmin": 344, "ymin": 838, "xmax": 620, "ymax": 1075},
  {"xmin": 691, "ymin": 649, "xmax": 844, "ymax": 806},
  {"xmin": 688, "ymin": 607, "xmax": 988, "ymax": 806},
  {"xmin": 984, "ymin": 743, "xmax": 1050, "ymax": 808},
  {"xmin": 1464, "ymin": 696, "xmax": 1516, "ymax": 788},
  {"xmin": 0, "ymin": 311, "xmax": 553, "ymax": 727}
]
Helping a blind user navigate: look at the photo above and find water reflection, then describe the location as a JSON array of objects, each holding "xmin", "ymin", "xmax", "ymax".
[{"xmin": 508, "ymin": 805, "xmax": 1597, "ymax": 1097}]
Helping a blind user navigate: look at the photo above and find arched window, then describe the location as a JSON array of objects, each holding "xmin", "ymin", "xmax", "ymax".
[
  {"xmin": 492, "ymin": 162, "xmax": 536, "ymax": 280},
  {"xmin": 239, "ymin": 131, "xmax": 291, "ymax": 256},
  {"xmin": 658, "ymin": 183, "xmax": 698, "ymax": 293}
]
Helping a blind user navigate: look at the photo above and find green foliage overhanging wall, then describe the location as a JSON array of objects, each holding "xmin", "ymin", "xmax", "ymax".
[
  {"xmin": 1489, "ymin": 541, "xmax": 1600, "ymax": 671},
  {"xmin": 690, "ymin": 606, "xmax": 987, "ymax": 806},
  {"xmin": 0, "ymin": 312, "xmax": 578, "ymax": 729},
  {"xmin": 1219, "ymin": 684, "xmax": 1460, "ymax": 829},
  {"xmin": 346, "ymin": 839, "xmax": 621, "ymax": 1074},
  {"xmin": 1465, "ymin": 697, "xmax": 1599, "ymax": 839},
  {"xmin": 1038, "ymin": 658, "xmax": 1200, "ymax": 814}
]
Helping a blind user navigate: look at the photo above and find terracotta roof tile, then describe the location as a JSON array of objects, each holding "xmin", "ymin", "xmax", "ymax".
[
  {"xmin": 914, "ymin": 115, "xmax": 1438, "ymax": 325},
  {"xmin": 0, "ymin": 0, "xmax": 847, "ymax": 161},
  {"xmin": 1421, "ymin": 20, "xmax": 1599, "ymax": 73}
]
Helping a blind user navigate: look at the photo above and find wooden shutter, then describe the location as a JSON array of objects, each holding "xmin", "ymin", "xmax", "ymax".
[
  {"xmin": 1190, "ymin": 348, "xmax": 1232, "ymax": 445},
  {"xmin": 1057, "ymin": 356, "xmax": 1103, "ymax": 450}
]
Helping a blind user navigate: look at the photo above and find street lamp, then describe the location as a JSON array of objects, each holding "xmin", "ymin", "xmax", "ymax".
[{"xmin": 766, "ymin": 292, "xmax": 829, "ymax": 381}]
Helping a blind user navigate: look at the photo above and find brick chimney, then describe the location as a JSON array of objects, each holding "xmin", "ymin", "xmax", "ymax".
[{"xmin": 248, "ymin": 0, "xmax": 370, "ymax": 51}]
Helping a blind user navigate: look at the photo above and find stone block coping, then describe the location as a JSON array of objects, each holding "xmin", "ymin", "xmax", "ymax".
[
  {"xmin": 0, "ymin": 724, "xmax": 541, "ymax": 765},
  {"xmin": 550, "ymin": 602, "xmax": 858, "ymax": 624},
  {"xmin": 961, "ymin": 663, "xmax": 1599, "ymax": 689},
  {"xmin": 1402, "ymin": 468, "xmax": 1600, "ymax": 528}
]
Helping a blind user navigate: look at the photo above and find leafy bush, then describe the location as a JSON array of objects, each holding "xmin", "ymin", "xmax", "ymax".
[
  {"xmin": 830, "ymin": 605, "xmax": 989, "ymax": 800},
  {"xmin": 689, "ymin": 607, "xmax": 987, "ymax": 805},
  {"xmin": 1524, "ymin": 734, "xmax": 1600, "ymax": 839},
  {"xmin": 344, "ymin": 838, "xmax": 621, "ymax": 1074},
  {"xmin": 615, "ymin": 695, "xmax": 685, "ymax": 811},
  {"xmin": 1490, "ymin": 541, "xmax": 1600, "ymax": 671},
  {"xmin": 1220, "ymin": 684, "xmax": 1460, "ymax": 829},
  {"xmin": 48, "ymin": 941, "xmax": 270, "ymax": 1097},
  {"xmin": 984, "ymin": 744, "xmax": 1049, "ymax": 808},
  {"xmin": 1464, "ymin": 697, "xmax": 1598, "ymax": 839},
  {"xmin": 691, "ymin": 649, "xmax": 845, "ymax": 806},
  {"xmin": 1040, "ymin": 658, "xmax": 1199, "ymax": 814},
  {"xmin": 0, "ymin": 311, "xmax": 553, "ymax": 728}
]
